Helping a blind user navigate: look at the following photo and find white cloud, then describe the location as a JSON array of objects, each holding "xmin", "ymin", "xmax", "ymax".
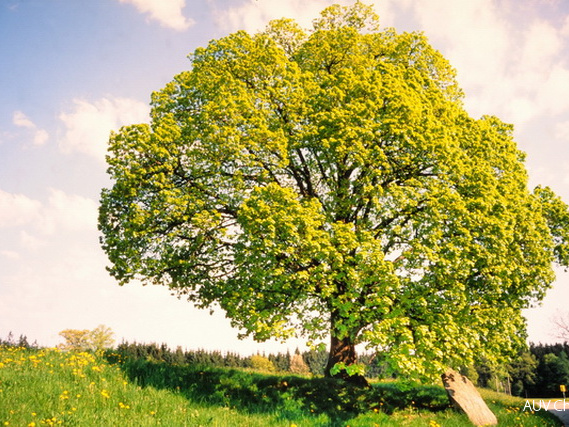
[
  {"xmin": 211, "ymin": 0, "xmax": 349, "ymax": 33},
  {"xmin": 39, "ymin": 189, "xmax": 98, "ymax": 235},
  {"xmin": 0, "ymin": 189, "xmax": 42, "ymax": 228},
  {"xmin": 13, "ymin": 111, "xmax": 35, "ymax": 129},
  {"xmin": 507, "ymin": 97, "xmax": 535, "ymax": 126},
  {"xmin": 536, "ymin": 65, "xmax": 569, "ymax": 116},
  {"xmin": 0, "ymin": 188, "xmax": 97, "ymax": 235},
  {"xmin": 562, "ymin": 15, "xmax": 569, "ymax": 36},
  {"xmin": 211, "ymin": 0, "xmax": 414, "ymax": 35},
  {"xmin": 522, "ymin": 20, "xmax": 563, "ymax": 73},
  {"xmin": 555, "ymin": 120, "xmax": 569, "ymax": 141},
  {"xmin": 12, "ymin": 110, "xmax": 49, "ymax": 146},
  {"xmin": 20, "ymin": 231, "xmax": 46, "ymax": 251},
  {"xmin": 118, "ymin": 0, "xmax": 194, "ymax": 31},
  {"xmin": 0, "ymin": 250, "xmax": 20, "ymax": 260},
  {"xmin": 0, "ymin": 130, "xmax": 11, "ymax": 145},
  {"xmin": 564, "ymin": 166, "xmax": 569, "ymax": 187},
  {"xmin": 58, "ymin": 97, "xmax": 149, "ymax": 163},
  {"xmin": 33, "ymin": 129, "xmax": 49, "ymax": 146}
]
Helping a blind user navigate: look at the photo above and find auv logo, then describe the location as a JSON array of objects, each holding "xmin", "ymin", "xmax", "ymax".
[{"xmin": 523, "ymin": 399, "xmax": 567, "ymax": 411}]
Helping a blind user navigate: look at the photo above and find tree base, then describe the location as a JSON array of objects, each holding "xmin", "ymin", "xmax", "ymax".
[
  {"xmin": 328, "ymin": 371, "xmax": 370, "ymax": 387},
  {"xmin": 325, "ymin": 334, "xmax": 369, "ymax": 387}
]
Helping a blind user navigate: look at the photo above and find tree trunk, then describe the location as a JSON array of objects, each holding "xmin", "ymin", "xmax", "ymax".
[{"xmin": 324, "ymin": 334, "xmax": 369, "ymax": 387}]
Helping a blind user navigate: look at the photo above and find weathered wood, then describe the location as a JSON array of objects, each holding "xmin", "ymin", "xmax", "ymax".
[{"xmin": 442, "ymin": 368, "xmax": 498, "ymax": 426}]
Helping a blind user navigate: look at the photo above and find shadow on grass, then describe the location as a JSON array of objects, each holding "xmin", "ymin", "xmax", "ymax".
[{"xmin": 108, "ymin": 355, "xmax": 450, "ymax": 424}]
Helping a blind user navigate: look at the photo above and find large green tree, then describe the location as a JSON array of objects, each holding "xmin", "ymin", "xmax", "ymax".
[{"xmin": 99, "ymin": 2, "xmax": 569, "ymax": 382}]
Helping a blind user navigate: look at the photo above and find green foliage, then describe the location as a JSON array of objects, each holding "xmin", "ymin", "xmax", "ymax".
[
  {"xmin": 112, "ymin": 355, "xmax": 453, "ymax": 423},
  {"xmin": 112, "ymin": 341, "xmax": 250, "ymax": 368},
  {"xmin": 268, "ymin": 352, "xmax": 291, "ymax": 372},
  {"xmin": 473, "ymin": 343, "xmax": 569, "ymax": 398},
  {"xmin": 0, "ymin": 331, "xmax": 37, "ymax": 348},
  {"xmin": 303, "ymin": 347, "xmax": 329, "ymax": 376},
  {"xmin": 534, "ymin": 186, "xmax": 569, "ymax": 267},
  {"xmin": 460, "ymin": 365, "xmax": 479, "ymax": 386},
  {"xmin": 59, "ymin": 325, "xmax": 115, "ymax": 351},
  {"xmin": 330, "ymin": 362, "xmax": 366, "ymax": 377},
  {"xmin": 99, "ymin": 2, "xmax": 569, "ymax": 381},
  {"xmin": 531, "ymin": 350, "xmax": 569, "ymax": 397},
  {"xmin": 250, "ymin": 355, "xmax": 276, "ymax": 373},
  {"xmin": 508, "ymin": 351, "xmax": 538, "ymax": 396},
  {"xmin": 58, "ymin": 328, "xmax": 91, "ymax": 351},
  {"xmin": 89, "ymin": 325, "xmax": 115, "ymax": 351}
]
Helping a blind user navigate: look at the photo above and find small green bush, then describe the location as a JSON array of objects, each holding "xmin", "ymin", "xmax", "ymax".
[{"xmin": 250, "ymin": 355, "xmax": 276, "ymax": 373}]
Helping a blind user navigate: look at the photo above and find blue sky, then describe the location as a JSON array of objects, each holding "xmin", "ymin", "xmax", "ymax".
[{"xmin": 1, "ymin": 0, "xmax": 569, "ymax": 353}]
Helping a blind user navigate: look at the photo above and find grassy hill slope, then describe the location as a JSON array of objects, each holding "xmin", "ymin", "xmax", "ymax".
[{"xmin": 0, "ymin": 346, "xmax": 562, "ymax": 426}]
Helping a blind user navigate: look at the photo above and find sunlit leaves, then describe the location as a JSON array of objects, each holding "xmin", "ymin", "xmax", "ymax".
[{"xmin": 98, "ymin": 2, "xmax": 569, "ymax": 381}]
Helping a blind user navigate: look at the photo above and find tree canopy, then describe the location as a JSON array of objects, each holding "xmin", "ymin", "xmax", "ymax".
[
  {"xmin": 58, "ymin": 325, "xmax": 115, "ymax": 351},
  {"xmin": 99, "ymin": 2, "xmax": 569, "ymax": 381}
]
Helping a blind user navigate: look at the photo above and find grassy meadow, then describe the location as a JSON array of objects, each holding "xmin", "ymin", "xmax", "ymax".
[{"xmin": 0, "ymin": 345, "xmax": 563, "ymax": 426}]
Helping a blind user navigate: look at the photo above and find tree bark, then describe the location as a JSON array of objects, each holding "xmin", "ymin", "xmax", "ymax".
[{"xmin": 325, "ymin": 334, "xmax": 369, "ymax": 387}]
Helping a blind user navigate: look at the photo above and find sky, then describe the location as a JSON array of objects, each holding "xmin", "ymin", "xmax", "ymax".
[{"xmin": 1, "ymin": 0, "xmax": 569, "ymax": 354}]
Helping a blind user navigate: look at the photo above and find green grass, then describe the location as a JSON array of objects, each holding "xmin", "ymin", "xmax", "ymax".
[{"xmin": 0, "ymin": 346, "xmax": 562, "ymax": 426}]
